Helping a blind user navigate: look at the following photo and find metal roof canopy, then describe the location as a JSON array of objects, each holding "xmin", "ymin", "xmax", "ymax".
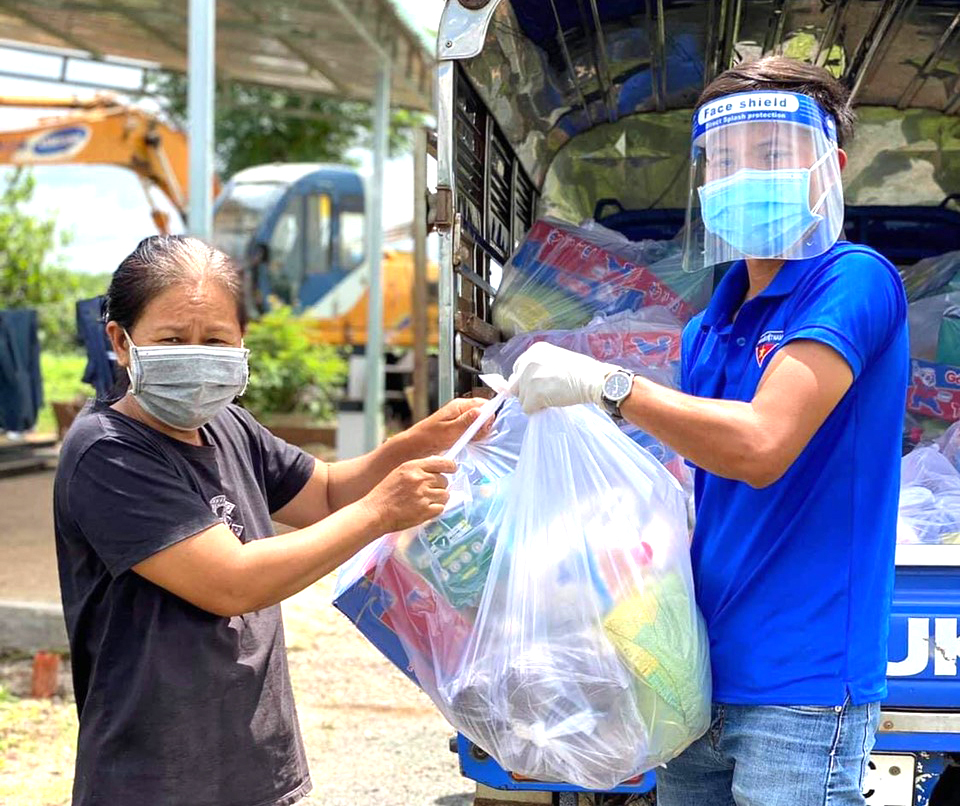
[
  {"xmin": 439, "ymin": 0, "xmax": 960, "ymax": 189},
  {"xmin": 0, "ymin": 0, "xmax": 426, "ymax": 448},
  {"xmin": 0, "ymin": 0, "xmax": 435, "ymax": 111}
]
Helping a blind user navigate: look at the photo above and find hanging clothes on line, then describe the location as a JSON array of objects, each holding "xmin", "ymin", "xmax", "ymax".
[
  {"xmin": 76, "ymin": 297, "xmax": 118, "ymax": 399},
  {"xmin": 0, "ymin": 309, "xmax": 43, "ymax": 432}
]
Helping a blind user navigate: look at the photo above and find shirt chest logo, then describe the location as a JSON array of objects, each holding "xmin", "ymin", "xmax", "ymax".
[
  {"xmin": 209, "ymin": 494, "xmax": 244, "ymax": 538},
  {"xmin": 755, "ymin": 330, "xmax": 784, "ymax": 368}
]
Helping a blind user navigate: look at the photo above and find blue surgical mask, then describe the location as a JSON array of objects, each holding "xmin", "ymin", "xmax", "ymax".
[
  {"xmin": 698, "ymin": 152, "xmax": 831, "ymax": 258},
  {"xmin": 124, "ymin": 330, "xmax": 249, "ymax": 431}
]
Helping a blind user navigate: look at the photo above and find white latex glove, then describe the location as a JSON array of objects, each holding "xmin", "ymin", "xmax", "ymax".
[{"xmin": 512, "ymin": 342, "xmax": 619, "ymax": 415}]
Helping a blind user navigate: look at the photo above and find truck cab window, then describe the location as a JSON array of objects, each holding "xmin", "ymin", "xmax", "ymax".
[
  {"xmin": 211, "ymin": 181, "xmax": 286, "ymax": 263},
  {"xmin": 268, "ymin": 196, "xmax": 305, "ymax": 305},
  {"xmin": 305, "ymin": 193, "xmax": 332, "ymax": 275},
  {"xmin": 340, "ymin": 210, "xmax": 365, "ymax": 269}
]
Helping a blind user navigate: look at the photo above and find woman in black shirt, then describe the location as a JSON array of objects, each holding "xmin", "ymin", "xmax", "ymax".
[{"xmin": 54, "ymin": 235, "xmax": 486, "ymax": 806}]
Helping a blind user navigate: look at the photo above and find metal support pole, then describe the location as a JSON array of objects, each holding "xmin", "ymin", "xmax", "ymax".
[
  {"xmin": 187, "ymin": 0, "xmax": 215, "ymax": 239},
  {"xmin": 436, "ymin": 62, "xmax": 456, "ymax": 405},
  {"xmin": 364, "ymin": 63, "xmax": 390, "ymax": 451},
  {"xmin": 412, "ymin": 126, "xmax": 430, "ymax": 422}
]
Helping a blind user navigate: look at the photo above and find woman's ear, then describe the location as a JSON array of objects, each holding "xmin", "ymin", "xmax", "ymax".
[
  {"xmin": 837, "ymin": 148, "xmax": 848, "ymax": 172},
  {"xmin": 105, "ymin": 322, "xmax": 130, "ymax": 368}
]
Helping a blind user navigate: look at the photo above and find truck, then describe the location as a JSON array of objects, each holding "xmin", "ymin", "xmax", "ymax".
[
  {"xmin": 0, "ymin": 94, "xmax": 438, "ymax": 351},
  {"xmin": 212, "ymin": 162, "xmax": 439, "ymax": 351},
  {"xmin": 431, "ymin": 1, "xmax": 960, "ymax": 804}
]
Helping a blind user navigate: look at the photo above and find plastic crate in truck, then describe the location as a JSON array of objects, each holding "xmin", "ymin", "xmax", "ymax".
[{"xmin": 433, "ymin": 1, "xmax": 960, "ymax": 804}]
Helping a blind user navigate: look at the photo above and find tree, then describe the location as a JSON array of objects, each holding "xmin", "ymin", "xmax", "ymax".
[
  {"xmin": 146, "ymin": 71, "xmax": 424, "ymax": 178},
  {"xmin": 0, "ymin": 168, "xmax": 107, "ymax": 352},
  {"xmin": 241, "ymin": 304, "xmax": 347, "ymax": 421}
]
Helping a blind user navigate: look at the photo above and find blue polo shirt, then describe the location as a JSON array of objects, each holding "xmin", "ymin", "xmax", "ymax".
[{"xmin": 680, "ymin": 240, "xmax": 909, "ymax": 706}]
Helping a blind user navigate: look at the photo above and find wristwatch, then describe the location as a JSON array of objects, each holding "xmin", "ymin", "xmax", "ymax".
[{"xmin": 600, "ymin": 369, "xmax": 635, "ymax": 419}]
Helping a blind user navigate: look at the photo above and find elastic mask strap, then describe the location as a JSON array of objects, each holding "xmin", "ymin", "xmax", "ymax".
[{"xmin": 121, "ymin": 328, "xmax": 139, "ymax": 393}]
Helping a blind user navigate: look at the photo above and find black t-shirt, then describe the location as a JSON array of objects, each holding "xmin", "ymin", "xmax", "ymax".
[{"xmin": 53, "ymin": 404, "xmax": 316, "ymax": 806}]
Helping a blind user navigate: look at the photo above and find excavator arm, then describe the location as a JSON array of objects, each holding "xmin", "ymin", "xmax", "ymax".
[{"xmin": 0, "ymin": 94, "xmax": 204, "ymax": 234}]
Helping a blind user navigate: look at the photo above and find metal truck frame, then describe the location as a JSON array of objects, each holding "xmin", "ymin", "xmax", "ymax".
[{"xmin": 433, "ymin": 1, "xmax": 960, "ymax": 803}]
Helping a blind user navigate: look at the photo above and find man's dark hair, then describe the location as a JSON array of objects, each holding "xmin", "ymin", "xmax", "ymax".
[{"xmin": 697, "ymin": 56, "xmax": 855, "ymax": 147}]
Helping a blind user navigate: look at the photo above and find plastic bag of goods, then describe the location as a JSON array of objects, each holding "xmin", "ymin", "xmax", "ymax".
[
  {"xmin": 333, "ymin": 391, "xmax": 527, "ymax": 689},
  {"xmin": 482, "ymin": 309, "xmax": 693, "ymax": 496},
  {"xmin": 897, "ymin": 444, "xmax": 960, "ymax": 545},
  {"xmin": 448, "ymin": 403, "xmax": 709, "ymax": 788},
  {"xmin": 482, "ymin": 308, "xmax": 683, "ymax": 390},
  {"xmin": 899, "ymin": 249, "xmax": 960, "ymax": 303},
  {"xmin": 492, "ymin": 218, "xmax": 709, "ymax": 338},
  {"xmin": 345, "ymin": 384, "xmax": 710, "ymax": 789}
]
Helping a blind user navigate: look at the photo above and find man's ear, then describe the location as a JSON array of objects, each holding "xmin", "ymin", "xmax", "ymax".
[
  {"xmin": 105, "ymin": 321, "xmax": 130, "ymax": 368},
  {"xmin": 837, "ymin": 148, "xmax": 848, "ymax": 172}
]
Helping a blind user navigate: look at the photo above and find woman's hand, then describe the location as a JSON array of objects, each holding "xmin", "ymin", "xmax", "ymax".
[
  {"xmin": 409, "ymin": 397, "xmax": 493, "ymax": 456},
  {"xmin": 361, "ymin": 456, "xmax": 457, "ymax": 533},
  {"xmin": 314, "ymin": 398, "xmax": 494, "ymax": 521}
]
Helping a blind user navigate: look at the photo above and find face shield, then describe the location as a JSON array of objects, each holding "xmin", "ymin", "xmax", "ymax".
[{"xmin": 682, "ymin": 91, "xmax": 844, "ymax": 272}]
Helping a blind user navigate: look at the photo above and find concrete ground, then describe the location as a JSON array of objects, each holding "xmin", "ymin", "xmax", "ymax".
[{"xmin": 0, "ymin": 469, "xmax": 60, "ymax": 603}]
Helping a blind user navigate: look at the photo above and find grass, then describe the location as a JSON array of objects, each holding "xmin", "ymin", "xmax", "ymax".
[{"xmin": 36, "ymin": 352, "xmax": 95, "ymax": 436}]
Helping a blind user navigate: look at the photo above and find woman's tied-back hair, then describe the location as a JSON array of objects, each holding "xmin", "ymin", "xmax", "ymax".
[
  {"xmin": 105, "ymin": 235, "xmax": 247, "ymax": 332},
  {"xmin": 697, "ymin": 56, "xmax": 855, "ymax": 148}
]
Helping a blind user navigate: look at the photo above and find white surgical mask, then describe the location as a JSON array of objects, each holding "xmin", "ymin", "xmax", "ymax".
[{"xmin": 124, "ymin": 330, "xmax": 249, "ymax": 431}]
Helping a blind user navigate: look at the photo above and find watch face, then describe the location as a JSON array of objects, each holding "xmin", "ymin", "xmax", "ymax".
[{"xmin": 604, "ymin": 372, "xmax": 631, "ymax": 401}]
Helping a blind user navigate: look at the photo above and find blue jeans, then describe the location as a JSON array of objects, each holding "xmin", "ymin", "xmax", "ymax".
[{"xmin": 656, "ymin": 699, "xmax": 881, "ymax": 806}]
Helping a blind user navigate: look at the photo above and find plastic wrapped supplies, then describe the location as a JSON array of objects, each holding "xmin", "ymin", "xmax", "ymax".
[
  {"xmin": 334, "ymin": 393, "xmax": 526, "ymax": 691},
  {"xmin": 907, "ymin": 292, "xmax": 960, "ymax": 363},
  {"xmin": 482, "ymin": 308, "xmax": 683, "ymax": 389},
  {"xmin": 337, "ymin": 393, "xmax": 710, "ymax": 790},
  {"xmin": 492, "ymin": 218, "xmax": 710, "ymax": 338},
  {"xmin": 901, "ymin": 251, "xmax": 960, "ymax": 433},
  {"xmin": 900, "ymin": 249, "xmax": 960, "ymax": 303},
  {"xmin": 482, "ymin": 309, "xmax": 693, "ymax": 495},
  {"xmin": 897, "ymin": 443, "xmax": 960, "ymax": 545}
]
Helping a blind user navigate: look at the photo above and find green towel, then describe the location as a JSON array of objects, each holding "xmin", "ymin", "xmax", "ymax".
[{"xmin": 602, "ymin": 572, "xmax": 707, "ymax": 728}]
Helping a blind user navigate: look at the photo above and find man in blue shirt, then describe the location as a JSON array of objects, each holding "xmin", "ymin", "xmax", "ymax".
[{"xmin": 513, "ymin": 57, "xmax": 908, "ymax": 805}]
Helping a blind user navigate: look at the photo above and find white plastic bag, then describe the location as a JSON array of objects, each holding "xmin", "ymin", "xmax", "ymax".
[
  {"xmin": 481, "ymin": 310, "xmax": 694, "ymax": 496},
  {"xmin": 897, "ymin": 445, "xmax": 960, "ymax": 544},
  {"xmin": 336, "ymin": 392, "xmax": 527, "ymax": 693},
  {"xmin": 354, "ymin": 396, "xmax": 710, "ymax": 789},
  {"xmin": 447, "ymin": 404, "xmax": 709, "ymax": 788}
]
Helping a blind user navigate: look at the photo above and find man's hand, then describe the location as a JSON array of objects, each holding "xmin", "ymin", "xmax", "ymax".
[
  {"xmin": 410, "ymin": 397, "xmax": 492, "ymax": 455},
  {"xmin": 513, "ymin": 342, "xmax": 618, "ymax": 414}
]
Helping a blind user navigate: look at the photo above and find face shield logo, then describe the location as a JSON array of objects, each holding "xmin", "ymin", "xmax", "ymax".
[{"xmin": 697, "ymin": 92, "xmax": 800, "ymax": 126}]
